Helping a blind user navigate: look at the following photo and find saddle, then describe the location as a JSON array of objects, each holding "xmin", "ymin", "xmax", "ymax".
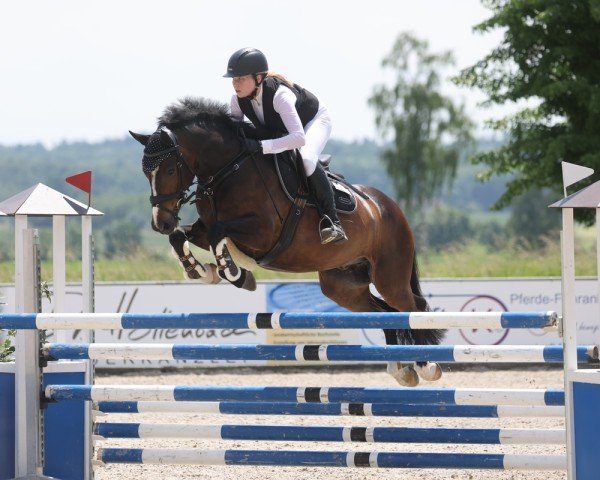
[{"xmin": 273, "ymin": 150, "xmax": 357, "ymax": 213}]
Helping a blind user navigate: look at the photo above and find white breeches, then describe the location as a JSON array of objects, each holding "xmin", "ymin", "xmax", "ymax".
[{"xmin": 300, "ymin": 105, "xmax": 332, "ymax": 176}]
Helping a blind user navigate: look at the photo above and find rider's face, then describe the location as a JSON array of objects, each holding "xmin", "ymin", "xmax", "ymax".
[{"xmin": 232, "ymin": 75, "xmax": 256, "ymax": 98}]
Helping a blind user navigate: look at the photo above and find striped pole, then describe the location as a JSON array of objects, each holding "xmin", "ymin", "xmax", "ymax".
[
  {"xmin": 1, "ymin": 311, "xmax": 558, "ymax": 330},
  {"xmin": 96, "ymin": 401, "xmax": 565, "ymax": 418},
  {"xmin": 44, "ymin": 343, "xmax": 599, "ymax": 363},
  {"xmin": 47, "ymin": 385, "xmax": 565, "ymax": 406},
  {"xmin": 93, "ymin": 422, "xmax": 566, "ymax": 445},
  {"xmin": 96, "ymin": 448, "xmax": 567, "ymax": 470}
]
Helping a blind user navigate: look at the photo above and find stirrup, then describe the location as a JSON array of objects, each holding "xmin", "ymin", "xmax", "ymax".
[{"xmin": 319, "ymin": 216, "xmax": 348, "ymax": 245}]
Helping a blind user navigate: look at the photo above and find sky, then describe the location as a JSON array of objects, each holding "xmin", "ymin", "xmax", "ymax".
[{"xmin": 1, "ymin": 0, "xmax": 507, "ymax": 147}]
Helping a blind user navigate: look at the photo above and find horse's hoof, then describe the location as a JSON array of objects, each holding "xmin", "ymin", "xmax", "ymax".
[
  {"xmin": 186, "ymin": 269, "xmax": 201, "ymax": 280},
  {"xmin": 387, "ymin": 362, "xmax": 419, "ymax": 387},
  {"xmin": 240, "ymin": 271, "xmax": 257, "ymax": 291},
  {"xmin": 414, "ymin": 362, "xmax": 442, "ymax": 382}
]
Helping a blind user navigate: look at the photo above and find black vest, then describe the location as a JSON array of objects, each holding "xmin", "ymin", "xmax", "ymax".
[{"xmin": 237, "ymin": 77, "xmax": 319, "ymax": 135}]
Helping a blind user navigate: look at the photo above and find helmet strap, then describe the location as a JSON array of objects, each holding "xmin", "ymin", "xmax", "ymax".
[{"xmin": 247, "ymin": 73, "xmax": 265, "ymax": 100}]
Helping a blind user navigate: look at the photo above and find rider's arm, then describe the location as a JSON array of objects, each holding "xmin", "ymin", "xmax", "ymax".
[
  {"xmin": 229, "ymin": 95, "xmax": 244, "ymax": 122},
  {"xmin": 261, "ymin": 86, "xmax": 306, "ymax": 154}
]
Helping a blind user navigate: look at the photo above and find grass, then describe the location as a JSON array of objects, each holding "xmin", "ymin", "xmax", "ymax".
[
  {"xmin": 0, "ymin": 228, "xmax": 596, "ymax": 283},
  {"xmin": 420, "ymin": 241, "xmax": 566, "ymax": 278}
]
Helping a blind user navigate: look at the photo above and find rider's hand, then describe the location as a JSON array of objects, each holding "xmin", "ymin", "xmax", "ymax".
[{"xmin": 244, "ymin": 138, "xmax": 262, "ymax": 154}]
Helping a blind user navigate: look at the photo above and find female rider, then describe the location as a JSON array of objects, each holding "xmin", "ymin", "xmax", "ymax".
[{"xmin": 225, "ymin": 47, "xmax": 347, "ymax": 245}]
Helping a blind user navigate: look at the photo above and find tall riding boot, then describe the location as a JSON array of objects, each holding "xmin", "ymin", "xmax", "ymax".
[{"xmin": 307, "ymin": 163, "xmax": 348, "ymax": 244}]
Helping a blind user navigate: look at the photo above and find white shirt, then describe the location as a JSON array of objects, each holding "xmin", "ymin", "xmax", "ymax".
[{"xmin": 230, "ymin": 84, "xmax": 306, "ymax": 155}]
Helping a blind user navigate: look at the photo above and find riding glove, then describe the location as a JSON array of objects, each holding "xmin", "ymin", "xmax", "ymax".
[{"xmin": 244, "ymin": 138, "xmax": 262, "ymax": 154}]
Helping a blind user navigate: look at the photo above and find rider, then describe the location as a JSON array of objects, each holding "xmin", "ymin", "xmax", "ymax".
[{"xmin": 225, "ymin": 47, "xmax": 347, "ymax": 245}]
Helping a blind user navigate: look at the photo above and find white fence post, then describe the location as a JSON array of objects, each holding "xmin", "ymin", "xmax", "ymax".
[{"xmin": 14, "ymin": 228, "xmax": 45, "ymax": 478}]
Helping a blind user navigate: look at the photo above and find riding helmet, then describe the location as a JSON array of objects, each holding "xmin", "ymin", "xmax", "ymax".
[{"xmin": 223, "ymin": 48, "xmax": 268, "ymax": 77}]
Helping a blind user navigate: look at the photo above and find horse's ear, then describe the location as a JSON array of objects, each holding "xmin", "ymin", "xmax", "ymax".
[
  {"xmin": 160, "ymin": 129, "xmax": 173, "ymax": 145},
  {"xmin": 129, "ymin": 130, "xmax": 151, "ymax": 146}
]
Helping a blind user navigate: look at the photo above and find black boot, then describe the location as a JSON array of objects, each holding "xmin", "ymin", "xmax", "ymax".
[{"xmin": 307, "ymin": 163, "xmax": 348, "ymax": 244}]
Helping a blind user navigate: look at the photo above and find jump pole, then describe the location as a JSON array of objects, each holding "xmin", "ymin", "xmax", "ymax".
[
  {"xmin": 94, "ymin": 448, "xmax": 567, "ymax": 470},
  {"xmin": 93, "ymin": 422, "xmax": 566, "ymax": 445},
  {"xmin": 95, "ymin": 401, "xmax": 566, "ymax": 418}
]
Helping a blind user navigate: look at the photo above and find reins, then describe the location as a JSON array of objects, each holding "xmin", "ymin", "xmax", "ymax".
[
  {"xmin": 195, "ymin": 146, "xmax": 253, "ymax": 218},
  {"xmin": 238, "ymin": 128, "xmax": 284, "ymax": 223}
]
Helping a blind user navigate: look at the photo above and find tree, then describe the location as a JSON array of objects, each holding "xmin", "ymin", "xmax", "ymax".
[
  {"xmin": 368, "ymin": 32, "xmax": 473, "ymax": 215},
  {"xmin": 506, "ymin": 188, "xmax": 561, "ymax": 247},
  {"xmin": 455, "ymin": 0, "xmax": 600, "ymax": 223},
  {"xmin": 103, "ymin": 220, "xmax": 143, "ymax": 259}
]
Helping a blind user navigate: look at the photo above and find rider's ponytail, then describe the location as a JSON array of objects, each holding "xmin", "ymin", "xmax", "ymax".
[{"xmin": 266, "ymin": 72, "xmax": 295, "ymax": 89}]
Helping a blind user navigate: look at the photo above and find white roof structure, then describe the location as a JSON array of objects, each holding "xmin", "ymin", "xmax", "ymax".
[
  {"xmin": 549, "ymin": 180, "xmax": 600, "ymax": 209},
  {"xmin": 0, "ymin": 183, "xmax": 103, "ymax": 216}
]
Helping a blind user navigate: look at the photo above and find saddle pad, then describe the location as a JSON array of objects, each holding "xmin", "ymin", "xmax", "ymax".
[{"xmin": 273, "ymin": 152, "xmax": 357, "ymax": 214}]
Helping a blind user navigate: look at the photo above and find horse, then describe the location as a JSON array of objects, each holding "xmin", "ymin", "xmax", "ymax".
[{"xmin": 130, "ymin": 97, "xmax": 445, "ymax": 387}]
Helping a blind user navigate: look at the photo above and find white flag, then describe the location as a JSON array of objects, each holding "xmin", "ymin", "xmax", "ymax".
[{"xmin": 562, "ymin": 161, "xmax": 593, "ymax": 194}]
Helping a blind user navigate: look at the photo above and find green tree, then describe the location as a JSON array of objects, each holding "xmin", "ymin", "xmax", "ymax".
[
  {"xmin": 506, "ymin": 188, "xmax": 561, "ymax": 247},
  {"xmin": 455, "ymin": 0, "xmax": 600, "ymax": 223},
  {"xmin": 424, "ymin": 204, "xmax": 475, "ymax": 251},
  {"xmin": 368, "ymin": 32, "xmax": 473, "ymax": 215},
  {"xmin": 103, "ymin": 220, "xmax": 143, "ymax": 259}
]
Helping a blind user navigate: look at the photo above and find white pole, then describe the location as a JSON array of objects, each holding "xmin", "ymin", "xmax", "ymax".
[
  {"xmin": 82, "ymin": 215, "xmax": 93, "ymax": 314},
  {"xmin": 81, "ymin": 214, "xmax": 94, "ymax": 480},
  {"xmin": 52, "ymin": 215, "xmax": 67, "ymax": 343},
  {"xmin": 14, "ymin": 215, "xmax": 28, "ymax": 475},
  {"xmin": 560, "ymin": 208, "xmax": 577, "ymax": 479},
  {"xmin": 14, "ymin": 215, "xmax": 27, "ymax": 313},
  {"xmin": 14, "ymin": 229, "xmax": 43, "ymax": 477}
]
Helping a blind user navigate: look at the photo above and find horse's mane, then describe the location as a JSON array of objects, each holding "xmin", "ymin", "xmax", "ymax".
[{"xmin": 157, "ymin": 96, "xmax": 236, "ymax": 131}]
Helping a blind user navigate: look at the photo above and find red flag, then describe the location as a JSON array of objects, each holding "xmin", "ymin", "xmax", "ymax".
[{"xmin": 66, "ymin": 171, "xmax": 92, "ymax": 193}]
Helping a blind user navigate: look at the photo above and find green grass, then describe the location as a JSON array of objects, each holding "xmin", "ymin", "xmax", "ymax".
[
  {"xmin": 0, "ymin": 228, "xmax": 596, "ymax": 283},
  {"xmin": 420, "ymin": 241, "xmax": 568, "ymax": 278}
]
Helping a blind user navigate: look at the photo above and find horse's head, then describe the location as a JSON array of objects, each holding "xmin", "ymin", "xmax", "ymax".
[{"xmin": 130, "ymin": 127, "xmax": 196, "ymax": 235}]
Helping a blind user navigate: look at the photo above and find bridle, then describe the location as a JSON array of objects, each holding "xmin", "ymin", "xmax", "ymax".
[
  {"xmin": 145, "ymin": 126, "xmax": 256, "ymax": 222},
  {"xmin": 145, "ymin": 127, "xmax": 197, "ymax": 222}
]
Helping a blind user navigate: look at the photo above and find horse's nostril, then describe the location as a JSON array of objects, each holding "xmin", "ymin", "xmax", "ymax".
[{"xmin": 162, "ymin": 223, "xmax": 171, "ymax": 232}]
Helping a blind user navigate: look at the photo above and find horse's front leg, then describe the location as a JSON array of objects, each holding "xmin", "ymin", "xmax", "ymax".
[
  {"xmin": 208, "ymin": 219, "xmax": 260, "ymax": 292},
  {"xmin": 169, "ymin": 221, "xmax": 220, "ymax": 284}
]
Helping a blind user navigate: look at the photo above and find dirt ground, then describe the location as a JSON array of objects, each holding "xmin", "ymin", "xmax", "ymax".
[{"xmin": 93, "ymin": 365, "xmax": 566, "ymax": 480}]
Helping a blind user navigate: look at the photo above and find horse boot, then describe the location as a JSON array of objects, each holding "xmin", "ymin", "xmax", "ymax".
[{"xmin": 307, "ymin": 163, "xmax": 348, "ymax": 245}]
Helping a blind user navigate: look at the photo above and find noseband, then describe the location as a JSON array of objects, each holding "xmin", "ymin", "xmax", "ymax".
[{"xmin": 144, "ymin": 127, "xmax": 196, "ymax": 221}]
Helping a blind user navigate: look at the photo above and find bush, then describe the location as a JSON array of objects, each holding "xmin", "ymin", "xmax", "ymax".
[
  {"xmin": 423, "ymin": 205, "xmax": 475, "ymax": 251},
  {"xmin": 103, "ymin": 220, "xmax": 143, "ymax": 259},
  {"xmin": 507, "ymin": 189, "xmax": 561, "ymax": 249}
]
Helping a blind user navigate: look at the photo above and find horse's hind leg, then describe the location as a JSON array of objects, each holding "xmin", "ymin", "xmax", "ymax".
[
  {"xmin": 370, "ymin": 255, "xmax": 444, "ymax": 386},
  {"xmin": 318, "ymin": 264, "xmax": 420, "ymax": 387},
  {"xmin": 318, "ymin": 263, "xmax": 380, "ymax": 314}
]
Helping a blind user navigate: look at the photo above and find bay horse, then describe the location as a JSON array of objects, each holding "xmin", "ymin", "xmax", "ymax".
[{"xmin": 130, "ymin": 97, "xmax": 444, "ymax": 387}]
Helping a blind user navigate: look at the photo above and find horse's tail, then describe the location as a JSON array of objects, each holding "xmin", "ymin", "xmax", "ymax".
[
  {"xmin": 410, "ymin": 254, "xmax": 430, "ymax": 312},
  {"xmin": 396, "ymin": 253, "xmax": 446, "ymax": 346}
]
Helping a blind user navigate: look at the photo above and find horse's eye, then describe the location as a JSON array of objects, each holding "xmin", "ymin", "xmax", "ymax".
[{"xmin": 167, "ymin": 167, "xmax": 176, "ymax": 175}]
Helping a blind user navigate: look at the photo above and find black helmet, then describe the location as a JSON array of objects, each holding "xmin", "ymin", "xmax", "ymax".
[{"xmin": 223, "ymin": 48, "xmax": 268, "ymax": 78}]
